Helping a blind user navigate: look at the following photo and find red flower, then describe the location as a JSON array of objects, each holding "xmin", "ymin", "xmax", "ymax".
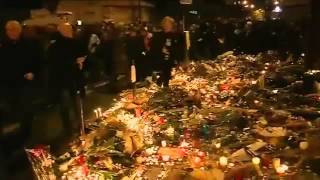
[
  {"xmin": 30, "ymin": 145, "xmax": 47, "ymax": 157},
  {"xmin": 178, "ymin": 148, "xmax": 188, "ymax": 156},
  {"xmin": 76, "ymin": 155, "xmax": 86, "ymax": 165},
  {"xmin": 135, "ymin": 108, "xmax": 143, "ymax": 117},
  {"xmin": 157, "ymin": 117, "xmax": 165, "ymax": 125}
]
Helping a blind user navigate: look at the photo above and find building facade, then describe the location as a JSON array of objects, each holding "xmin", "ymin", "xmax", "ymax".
[{"xmin": 57, "ymin": 0, "xmax": 154, "ymax": 24}]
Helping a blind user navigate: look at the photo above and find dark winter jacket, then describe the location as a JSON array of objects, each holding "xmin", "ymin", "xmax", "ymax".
[{"xmin": 47, "ymin": 34, "xmax": 87, "ymax": 95}]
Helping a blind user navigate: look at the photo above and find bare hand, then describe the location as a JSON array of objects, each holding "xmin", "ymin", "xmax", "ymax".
[
  {"xmin": 76, "ymin": 57, "xmax": 86, "ymax": 70},
  {"xmin": 24, "ymin": 73, "xmax": 34, "ymax": 81}
]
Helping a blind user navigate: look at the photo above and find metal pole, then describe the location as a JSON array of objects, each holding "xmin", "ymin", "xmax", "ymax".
[{"xmin": 77, "ymin": 90, "xmax": 85, "ymax": 136}]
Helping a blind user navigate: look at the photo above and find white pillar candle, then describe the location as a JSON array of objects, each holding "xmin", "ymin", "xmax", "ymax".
[
  {"xmin": 185, "ymin": 31, "xmax": 190, "ymax": 50},
  {"xmin": 131, "ymin": 64, "xmax": 137, "ymax": 83}
]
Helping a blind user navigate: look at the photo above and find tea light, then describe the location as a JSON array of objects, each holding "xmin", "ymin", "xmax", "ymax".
[
  {"xmin": 276, "ymin": 164, "xmax": 288, "ymax": 174},
  {"xmin": 273, "ymin": 158, "xmax": 281, "ymax": 169},
  {"xmin": 251, "ymin": 80, "xmax": 257, "ymax": 85},
  {"xmin": 161, "ymin": 140, "xmax": 167, "ymax": 147},
  {"xmin": 299, "ymin": 141, "xmax": 309, "ymax": 150},
  {"xmin": 219, "ymin": 156, "xmax": 228, "ymax": 167},
  {"xmin": 162, "ymin": 155, "xmax": 170, "ymax": 162},
  {"xmin": 215, "ymin": 143, "xmax": 221, "ymax": 149}
]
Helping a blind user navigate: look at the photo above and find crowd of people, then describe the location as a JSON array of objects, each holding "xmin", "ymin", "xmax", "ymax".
[
  {"xmin": 188, "ymin": 18, "xmax": 306, "ymax": 60},
  {"xmin": 0, "ymin": 15, "xmax": 307, "ymax": 178}
]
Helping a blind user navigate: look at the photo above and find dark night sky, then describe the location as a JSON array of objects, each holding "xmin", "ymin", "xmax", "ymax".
[{"xmin": 0, "ymin": 0, "xmax": 43, "ymax": 8}]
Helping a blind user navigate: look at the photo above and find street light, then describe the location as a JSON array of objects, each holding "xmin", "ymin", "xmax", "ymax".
[{"xmin": 273, "ymin": 6, "xmax": 282, "ymax": 13}]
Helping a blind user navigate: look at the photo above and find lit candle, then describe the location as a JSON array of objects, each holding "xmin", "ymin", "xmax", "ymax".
[
  {"xmin": 252, "ymin": 157, "xmax": 263, "ymax": 176},
  {"xmin": 276, "ymin": 164, "xmax": 288, "ymax": 174},
  {"xmin": 215, "ymin": 143, "xmax": 221, "ymax": 149},
  {"xmin": 185, "ymin": 31, "xmax": 191, "ymax": 50},
  {"xmin": 219, "ymin": 156, "xmax": 228, "ymax": 167},
  {"xmin": 299, "ymin": 141, "xmax": 309, "ymax": 150},
  {"xmin": 162, "ymin": 155, "xmax": 170, "ymax": 162},
  {"xmin": 166, "ymin": 126, "xmax": 175, "ymax": 137},
  {"xmin": 273, "ymin": 158, "xmax": 281, "ymax": 170},
  {"xmin": 252, "ymin": 157, "xmax": 261, "ymax": 165},
  {"xmin": 94, "ymin": 110, "xmax": 98, "ymax": 118},
  {"xmin": 161, "ymin": 140, "xmax": 167, "ymax": 147},
  {"xmin": 131, "ymin": 64, "xmax": 136, "ymax": 83}
]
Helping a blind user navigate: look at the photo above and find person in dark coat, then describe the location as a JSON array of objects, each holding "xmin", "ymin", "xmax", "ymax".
[
  {"xmin": 47, "ymin": 22, "xmax": 87, "ymax": 137},
  {"xmin": 0, "ymin": 20, "xmax": 40, "ymax": 142},
  {"xmin": 150, "ymin": 16, "xmax": 184, "ymax": 87},
  {"xmin": 126, "ymin": 27, "xmax": 147, "ymax": 81},
  {"xmin": 96, "ymin": 22, "xmax": 116, "ymax": 79},
  {"xmin": 194, "ymin": 22, "xmax": 221, "ymax": 60}
]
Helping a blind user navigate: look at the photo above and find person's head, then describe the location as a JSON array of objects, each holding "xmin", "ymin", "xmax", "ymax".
[
  {"xmin": 5, "ymin": 20, "xmax": 22, "ymax": 41},
  {"xmin": 57, "ymin": 22, "xmax": 73, "ymax": 38},
  {"xmin": 161, "ymin": 16, "xmax": 176, "ymax": 33}
]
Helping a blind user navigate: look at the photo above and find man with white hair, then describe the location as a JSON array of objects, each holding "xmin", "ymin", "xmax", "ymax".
[{"xmin": 0, "ymin": 20, "xmax": 40, "ymax": 141}]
